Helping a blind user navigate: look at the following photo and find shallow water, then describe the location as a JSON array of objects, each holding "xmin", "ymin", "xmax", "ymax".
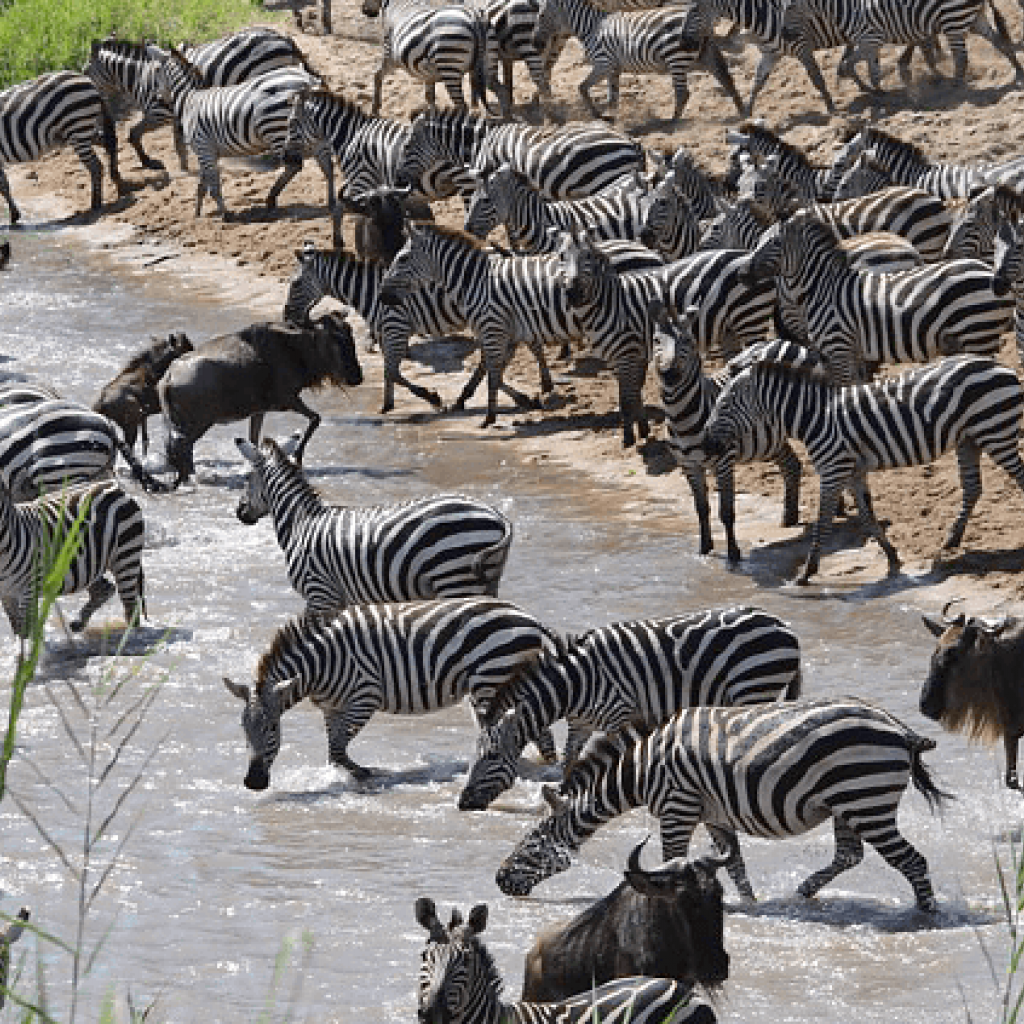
[{"xmin": 0, "ymin": 218, "xmax": 1017, "ymax": 1024}]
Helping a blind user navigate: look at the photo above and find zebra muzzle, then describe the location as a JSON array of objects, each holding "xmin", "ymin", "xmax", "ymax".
[{"xmin": 244, "ymin": 764, "xmax": 271, "ymax": 791}]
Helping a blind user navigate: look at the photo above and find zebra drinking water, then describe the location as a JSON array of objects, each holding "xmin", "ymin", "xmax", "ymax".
[
  {"xmin": 223, "ymin": 597, "xmax": 563, "ymax": 787},
  {"xmin": 495, "ymin": 697, "xmax": 949, "ymax": 912},
  {"xmin": 458, "ymin": 603, "xmax": 802, "ymax": 809},
  {"xmin": 702, "ymin": 344, "xmax": 1024, "ymax": 583},
  {"xmin": 414, "ymin": 897, "xmax": 716, "ymax": 1024},
  {"xmin": 0, "ymin": 71, "xmax": 125, "ymax": 225}
]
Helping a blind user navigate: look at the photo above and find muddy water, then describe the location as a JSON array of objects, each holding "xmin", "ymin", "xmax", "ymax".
[{"xmin": 0, "ymin": 221, "xmax": 1016, "ymax": 1024}]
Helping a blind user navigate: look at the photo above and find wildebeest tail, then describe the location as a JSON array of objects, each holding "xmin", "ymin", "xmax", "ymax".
[
  {"xmin": 116, "ymin": 439, "xmax": 172, "ymax": 494},
  {"xmin": 784, "ymin": 665, "xmax": 803, "ymax": 700},
  {"xmin": 909, "ymin": 734, "xmax": 954, "ymax": 813}
]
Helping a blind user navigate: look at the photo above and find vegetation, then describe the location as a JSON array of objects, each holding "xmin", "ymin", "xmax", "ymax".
[{"xmin": 0, "ymin": 0, "xmax": 274, "ymax": 88}]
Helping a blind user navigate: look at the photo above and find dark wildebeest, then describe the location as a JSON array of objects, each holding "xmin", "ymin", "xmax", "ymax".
[
  {"xmin": 158, "ymin": 312, "xmax": 363, "ymax": 487},
  {"xmin": 342, "ymin": 184, "xmax": 433, "ymax": 264},
  {"xmin": 921, "ymin": 600, "xmax": 1024, "ymax": 790},
  {"xmin": 0, "ymin": 908, "xmax": 29, "ymax": 1011},
  {"xmin": 520, "ymin": 837, "xmax": 730, "ymax": 1003},
  {"xmin": 94, "ymin": 332, "xmax": 194, "ymax": 455}
]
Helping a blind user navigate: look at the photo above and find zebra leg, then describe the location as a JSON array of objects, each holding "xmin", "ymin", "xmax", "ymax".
[
  {"xmin": 0, "ymin": 165, "xmax": 20, "ymax": 226},
  {"xmin": 440, "ymin": 71, "xmax": 468, "ymax": 110},
  {"xmin": 745, "ymin": 48, "xmax": 780, "ymax": 117},
  {"xmin": 614, "ymin": 358, "xmax": 647, "ymax": 448},
  {"xmin": 947, "ymin": 32, "xmax": 969, "ymax": 85},
  {"xmin": 112, "ymin": 551, "xmax": 147, "ymax": 628},
  {"xmin": 266, "ymin": 163, "xmax": 302, "ymax": 210},
  {"xmin": 852, "ymin": 472, "xmax": 900, "ymax": 575},
  {"xmin": 669, "ymin": 69, "xmax": 691, "ymax": 122},
  {"xmin": 70, "ymin": 576, "xmax": 117, "ymax": 633},
  {"xmin": 971, "ymin": 11, "xmax": 1024, "ymax": 80},
  {"xmin": 578, "ymin": 66, "xmax": 609, "ymax": 119},
  {"xmin": 381, "ymin": 321, "xmax": 443, "ymax": 413},
  {"xmin": 857, "ymin": 816, "xmax": 937, "ymax": 912},
  {"xmin": 2, "ymin": 596, "xmax": 30, "ymax": 641},
  {"xmin": 686, "ymin": 463, "xmax": 715, "ymax": 558},
  {"xmin": 71, "ymin": 144, "xmax": 106, "ymax": 215},
  {"xmin": 371, "ymin": 61, "xmax": 389, "ymax": 116},
  {"xmin": 711, "ymin": 456, "xmax": 742, "ymax": 563},
  {"xmin": 943, "ymin": 441, "xmax": 983, "ymax": 550},
  {"xmin": 796, "ymin": 818, "xmax": 864, "ymax": 900},
  {"xmin": 173, "ymin": 123, "xmax": 189, "ymax": 172},
  {"xmin": 796, "ymin": 474, "xmax": 846, "ymax": 585},
  {"xmin": 130, "ymin": 117, "xmax": 168, "ymax": 172},
  {"xmin": 325, "ymin": 706, "xmax": 378, "ymax": 779},
  {"xmin": 706, "ymin": 824, "xmax": 756, "ymax": 902},
  {"xmin": 774, "ymin": 443, "xmax": 802, "ymax": 529},
  {"xmin": 698, "ymin": 39, "xmax": 745, "ymax": 117},
  {"xmin": 98, "ymin": 108, "xmax": 127, "ymax": 198}
]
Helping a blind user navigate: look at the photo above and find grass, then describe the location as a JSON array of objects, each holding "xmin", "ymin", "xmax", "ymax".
[{"xmin": 0, "ymin": 0, "xmax": 278, "ymax": 88}]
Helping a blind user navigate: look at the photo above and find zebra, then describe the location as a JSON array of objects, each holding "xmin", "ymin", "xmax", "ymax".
[
  {"xmin": 235, "ymin": 436, "xmax": 517, "ymax": 614},
  {"xmin": 0, "ymin": 382, "xmax": 64, "ymax": 407},
  {"xmin": 830, "ymin": 149, "xmax": 897, "ymax": 200},
  {"xmin": 702, "ymin": 344, "xmax": 1024, "ymax": 583},
  {"xmin": 992, "ymin": 218, "xmax": 1024, "ymax": 365},
  {"xmin": 415, "ymin": 898, "xmax": 716, "ymax": 1024},
  {"xmin": 649, "ymin": 301, "xmax": 802, "ymax": 561},
  {"xmin": 0, "ymin": 71, "xmax": 125, "ymax": 225},
  {"xmin": 941, "ymin": 184, "xmax": 1024, "ymax": 262},
  {"xmin": 377, "ymin": 222, "xmax": 666, "ymax": 431},
  {"xmin": 636, "ymin": 173, "xmax": 703, "ymax": 261},
  {"xmin": 361, "ymin": 0, "xmax": 511, "ymax": 118},
  {"xmin": 0, "ymin": 477, "xmax": 146, "ymax": 640},
  {"xmin": 222, "ymin": 596, "xmax": 563, "ymax": 786},
  {"xmin": 82, "ymin": 29, "xmax": 312, "ymax": 171},
  {"xmin": 495, "ymin": 697, "xmax": 949, "ymax": 912},
  {"xmin": 394, "ymin": 106, "xmax": 646, "ymax": 202},
  {"xmin": 0, "ymin": 399, "xmax": 166, "ymax": 501},
  {"xmin": 458, "ymin": 603, "xmax": 802, "ymax": 810},
  {"xmin": 150, "ymin": 47, "xmax": 330, "ymax": 220},
  {"xmin": 530, "ymin": 0, "xmax": 745, "ymax": 122},
  {"xmin": 659, "ymin": 147, "xmax": 732, "ymax": 221},
  {"xmin": 742, "ymin": 210, "xmax": 1011, "ymax": 384},
  {"xmin": 463, "ymin": 162, "xmax": 654, "ymax": 253},
  {"xmin": 487, "ymin": 0, "xmax": 569, "ymax": 117}
]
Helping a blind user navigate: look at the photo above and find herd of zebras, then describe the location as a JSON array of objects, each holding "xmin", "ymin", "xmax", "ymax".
[{"xmin": 4, "ymin": 3, "xmax": 1024, "ymax": 1020}]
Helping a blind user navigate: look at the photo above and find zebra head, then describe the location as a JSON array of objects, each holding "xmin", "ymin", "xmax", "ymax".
[
  {"xmin": 148, "ymin": 43, "xmax": 207, "ymax": 115},
  {"xmin": 378, "ymin": 221, "xmax": 440, "ymax": 305},
  {"xmin": 415, "ymin": 899, "xmax": 494, "ymax": 1024},
  {"xmin": 463, "ymin": 165, "xmax": 517, "ymax": 241},
  {"xmin": 495, "ymin": 786, "xmax": 574, "ymax": 895},
  {"xmin": 223, "ymin": 677, "xmax": 285, "ymax": 791},
  {"xmin": 235, "ymin": 435, "xmax": 303, "ymax": 524},
  {"xmin": 945, "ymin": 185, "xmax": 1024, "ymax": 263},
  {"xmin": 281, "ymin": 86, "xmax": 321, "ymax": 168},
  {"xmin": 638, "ymin": 174, "xmax": 699, "ymax": 259},
  {"xmin": 993, "ymin": 219, "xmax": 1024, "ymax": 298},
  {"xmin": 458, "ymin": 711, "xmax": 527, "ymax": 811},
  {"xmin": 557, "ymin": 229, "xmax": 611, "ymax": 309},
  {"xmin": 283, "ymin": 241, "xmax": 325, "ymax": 327},
  {"xmin": 830, "ymin": 149, "xmax": 891, "ymax": 201},
  {"xmin": 737, "ymin": 219, "xmax": 783, "ymax": 286},
  {"xmin": 651, "ymin": 301, "xmax": 701, "ymax": 381},
  {"xmin": 738, "ymin": 153, "xmax": 799, "ymax": 221},
  {"xmin": 827, "ymin": 124, "xmax": 869, "ymax": 192}
]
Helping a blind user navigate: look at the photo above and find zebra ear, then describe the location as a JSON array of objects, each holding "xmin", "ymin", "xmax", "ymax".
[
  {"xmin": 223, "ymin": 677, "xmax": 251, "ymax": 702},
  {"xmin": 415, "ymin": 897, "xmax": 447, "ymax": 942},
  {"xmin": 280, "ymin": 432, "xmax": 304, "ymax": 459},
  {"xmin": 467, "ymin": 904, "xmax": 488, "ymax": 935},
  {"xmin": 236, "ymin": 438, "xmax": 260, "ymax": 464}
]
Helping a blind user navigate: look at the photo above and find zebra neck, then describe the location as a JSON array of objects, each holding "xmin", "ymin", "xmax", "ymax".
[
  {"xmin": 271, "ymin": 673, "xmax": 309, "ymax": 713},
  {"xmin": 267, "ymin": 471, "xmax": 326, "ymax": 547},
  {"xmin": 323, "ymin": 100, "xmax": 372, "ymax": 154},
  {"xmin": 562, "ymin": 743, "xmax": 649, "ymax": 850},
  {"xmin": 436, "ymin": 239, "xmax": 493, "ymax": 303},
  {"xmin": 770, "ymin": 373, "xmax": 831, "ymax": 452},
  {"xmin": 508, "ymin": 187, "xmax": 548, "ymax": 249},
  {"xmin": 560, "ymin": 0, "xmax": 605, "ymax": 40},
  {"xmin": 1014, "ymin": 306, "xmax": 1024, "ymax": 364},
  {"xmin": 325, "ymin": 254, "xmax": 384, "ymax": 321}
]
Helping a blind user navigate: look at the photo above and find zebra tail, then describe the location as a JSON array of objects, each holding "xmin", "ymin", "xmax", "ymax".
[
  {"xmin": 116, "ymin": 440, "xmax": 172, "ymax": 495},
  {"xmin": 470, "ymin": 520, "xmax": 514, "ymax": 596},
  {"xmin": 783, "ymin": 665, "xmax": 803, "ymax": 700},
  {"xmin": 909, "ymin": 735, "xmax": 955, "ymax": 813}
]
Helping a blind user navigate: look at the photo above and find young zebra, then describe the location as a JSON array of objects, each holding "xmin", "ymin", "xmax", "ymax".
[
  {"xmin": 0, "ymin": 478, "xmax": 146, "ymax": 640},
  {"xmin": 361, "ymin": 0, "xmax": 511, "ymax": 118},
  {"xmin": 530, "ymin": 0, "xmax": 744, "ymax": 122},
  {"xmin": 702, "ymin": 345, "xmax": 1024, "ymax": 583},
  {"xmin": 0, "ymin": 71, "xmax": 125, "ymax": 225},
  {"xmin": 458, "ymin": 603, "xmax": 802, "ymax": 810},
  {"xmin": 0, "ymin": 399, "xmax": 166, "ymax": 500},
  {"xmin": 222, "ymin": 597, "xmax": 563, "ymax": 787},
  {"xmin": 636, "ymin": 173, "xmax": 703, "ymax": 261},
  {"xmin": 151, "ymin": 47, "xmax": 329, "ymax": 220},
  {"xmin": 415, "ymin": 898, "xmax": 715, "ymax": 1024},
  {"xmin": 495, "ymin": 698, "xmax": 949, "ymax": 912},
  {"xmin": 942, "ymin": 184, "xmax": 1024, "ymax": 262},
  {"xmin": 235, "ymin": 437, "xmax": 516, "ymax": 615},
  {"xmin": 463, "ymin": 162, "xmax": 653, "ymax": 253},
  {"xmin": 650, "ymin": 303, "xmax": 801, "ymax": 561},
  {"xmin": 82, "ymin": 29, "xmax": 311, "ymax": 171},
  {"xmin": 395, "ymin": 107, "xmax": 645, "ymax": 202},
  {"xmin": 743, "ymin": 211, "xmax": 1011, "ymax": 383}
]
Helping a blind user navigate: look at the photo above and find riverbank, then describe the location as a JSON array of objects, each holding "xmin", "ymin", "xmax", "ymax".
[{"xmin": 6, "ymin": 5, "xmax": 1024, "ymax": 612}]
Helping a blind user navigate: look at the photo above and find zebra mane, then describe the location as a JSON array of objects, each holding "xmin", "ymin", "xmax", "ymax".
[
  {"xmin": 301, "ymin": 87, "xmax": 368, "ymax": 119},
  {"xmin": 559, "ymin": 726, "xmax": 645, "ymax": 797},
  {"xmin": 986, "ymin": 183, "xmax": 1024, "ymax": 220},
  {"xmin": 748, "ymin": 344, "xmax": 830, "ymax": 385},
  {"xmin": 786, "ymin": 214, "xmax": 850, "ymax": 268},
  {"xmin": 857, "ymin": 127, "xmax": 933, "ymax": 170},
  {"xmin": 261, "ymin": 438, "xmax": 326, "ymax": 506},
  {"xmin": 415, "ymin": 222, "xmax": 490, "ymax": 251},
  {"xmin": 735, "ymin": 122, "xmax": 815, "ymax": 172},
  {"xmin": 256, "ymin": 615, "xmax": 314, "ymax": 687},
  {"xmin": 91, "ymin": 37, "xmax": 153, "ymax": 62},
  {"xmin": 167, "ymin": 45, "xmax": 209, "ymax": 88}
]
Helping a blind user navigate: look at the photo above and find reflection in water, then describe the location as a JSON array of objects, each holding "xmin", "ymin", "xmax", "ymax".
[{"xmin": 0, "ymin": 225, "xmax": 1015, "ymax": 1023}]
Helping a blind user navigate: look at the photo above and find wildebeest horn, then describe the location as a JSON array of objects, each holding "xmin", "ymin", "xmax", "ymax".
[
  {"xmin": 626, "ymin": 835, "xmax": 655, "ymax": 876},
  {"xmin": 941, "ymin": 598, "xmax": 966, "ymax": 625}
]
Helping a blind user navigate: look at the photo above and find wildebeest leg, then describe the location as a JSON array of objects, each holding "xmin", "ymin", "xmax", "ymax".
[
  {"xmin": 324, "ymin": 705, "xmax": 378, "ymax": 780},
  {"xmin": 70, "ymin": 577, "xmax": 117, "ymax": 633},
  {"xmin": 0, "ymin": 165, "xmax": 20, "ymax": 226},
  {"xmin": 247, "ymin": 412, "xmax": 266, "ymax": 447},
  {"xmin": 285, "ymin": 399, "xmax": 321, "ymax": 464},
  {"xmin": 1005, "ymin": 733, "xmax": 1022, "ymax": 790},
  {"xmin": 796, "ymin": 818, "xmax": 864, "ymax": 899},
  {"xmin": 706, "ymin": 824, "xmax": 756, "ymax": 902}
]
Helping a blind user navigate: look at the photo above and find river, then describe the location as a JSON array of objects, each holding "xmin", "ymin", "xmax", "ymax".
[{"xmin": 0, "ymin": 215, "xmax": 1016, "ymax": 1024}]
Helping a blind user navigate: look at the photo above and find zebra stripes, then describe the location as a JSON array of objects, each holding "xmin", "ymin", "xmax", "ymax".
[
  {"xmin": 702, "ymin": 345, "xmax": 1024, "ymax": 583},
  {"xmin": 223, "ymin": 597, "xmax": 562, "ymax": 786},
  {"xmin": 0, "ymin": 478, "xmax": 146, "ymax": 639},
  {"xmin": 743, "ymin": 211, "xmax": 1011, "ymax": 383},
  {"xmin": 726, "ymin": 122, "xmax": 843, "ymax": 202},
  {"xmin": 637, "ymin": 173, "xmax": 702, "ymax": 261},
  {"xmin": 415, "ymin": 898, "xmax": 715, "ymax": 1024},
  {"xmin": 495, "ymin": 697, "xmax": 948, "ymax": 911},
  {"xmin": 942, "ymin": 183, "xmax": 1024, "ymax": 262},
  {"xmin": 395, "ymin": 107, "xmax": 645, "ymax": 202},
  {"xmin": 992, "ymin": 218, "xmax": 1024, "ymax": 365},
  {"xmin": 0, "ymin": 71, "xmax": 124, "ymax": 225},
  {"xmin": 531, "ymin": 0, "xmax": 744, "ymax": 121},
  {"xmin": 235, "ymin": 437, "xmax": 516, "ymax": 616},
  {"xmin": 152, "ymin": 48, "xmax": 328, "ymax": 220},
  {"xmin": 458, "ymin": 604, "xmax": 802, "ymax": 810},
  {"xmin": 362, "ymin": 0, "xmax": 510, "ymax": 117},
  {"xmin": 83, "ymin": 29, "xmax": 309, "ymax": 171},
  {"xmin": 487, "ymin": 0, "xmax": 568, "ymax": 116}
]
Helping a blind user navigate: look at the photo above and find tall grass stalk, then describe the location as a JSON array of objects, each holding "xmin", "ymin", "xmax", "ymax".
[
  {"xmin": 0, "ymin": 0, "xmax": 277, "ymax": 88},
  {"xmin": 994, "ymin": 829, "xmax": 1024, "ymax": 1024}
]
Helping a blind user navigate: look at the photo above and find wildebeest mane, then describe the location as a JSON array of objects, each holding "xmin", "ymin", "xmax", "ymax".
[{"xmin": 243, "ymin": 319, "xmax": 354, "ymax": 390}]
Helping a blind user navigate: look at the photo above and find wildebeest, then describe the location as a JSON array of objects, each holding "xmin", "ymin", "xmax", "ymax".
[
  {"xmin": 94, "ymin": 332, "xmax": 194, "ymax": 455},
  {"xmin": 520, "ymin": 837, "xmax": 729, "ymax": 1003},
  {"xmin": 0, "ymin": 908, "xmax": 28, "ymax": 1011},
  {"xmin": 921, "ymin": 600, "xmax": 1024, "ymax": 790},
  {"xmin": 342, "ymin": 184, "xmax": 432, "ymax": 264},
  {"xmin": 158, "ymin": 312, "xmax": 363, "ymax": 486}
]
